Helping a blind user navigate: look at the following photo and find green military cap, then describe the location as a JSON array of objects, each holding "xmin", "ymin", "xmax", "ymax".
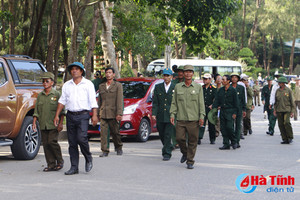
[
  {"xmin": 208, "ymin": 108, "xmax": 218, "ymax": 125},
  {"xmin": 177, "ymin": 66, "xmax": 184, "ymax": 71},
  {"xmin": 277, "ymin": 76, "xmax": 288, "ymax": 84},
  {"xmin": 230, "ymin": 73, "xmax": 240, "ymax": 80},
  {"xmin": 183, "ymin": 65, "xmax": 194, "ymax": 71},
  {"xmin": 266, "ymin": 76, "xmax": 273, "ymax": 81},
  {"xmin": 41, "ymin": 72, "xmax": 54, "ymax": 80}
]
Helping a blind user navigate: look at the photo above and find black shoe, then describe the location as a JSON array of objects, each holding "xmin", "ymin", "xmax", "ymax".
[
  {"xmin": 258, "ymin": 105, "xmax": 261, "ymax": 106},
  {"xmin": 187, "ymin": 163, "xmax": 194, "ymax": 169},
  {"xmin": 244, "ymin": 133, "xmax": 247, "ymax": 136},
  {"xmin": 237, "ymin": 144, "xmax": 241, "ymax": 148},
  {"xmin": 219, "ymin": 146, "xmax": 230, "ymax": 150},
  {"xmin": 163, "ymin": 156, "xmax": 170, "ymax": 161},
  {"xmin": 232, "ymin": 144, "xmax": 238, "ymax": 149},
  {"xmin": 180, "ymin": 155, "xmax": 187, "ymax": 163},
  {"xmin": 116, "ymin": 149, "xmax": 123, "ymax": 155},
  {"xmin": 281, "ymin": 140, "xmax": 289, "ymax": 144},
  {"xmin": 289, "ymin": 139, "xmax": 293, "ymax": 144},
  {"xmin": 210, "ymin": 141, "xmax": 215, "ymax": 144},
  {"xmin": 65, "ymin": 168, "xmax": 79, "ymax": 175},
  {"xmin": 99, "ymin": 152, "xmax": 109, "ymax": 157},
  {"xmin": 266, "ymin": 131, "xmax": 270, "ymax": 135},
  {"xmin": 269, "ymin": 132, "xmax": 274, "ymax": 136},
  {"xmin": 240, "ymin": 135, "xmax": 245, "ymax": 140},
  {"xmin": 85, "ymin": 160, "xmax": 93, "ymax": 172},
  {"xmin": 197, "ymin": 139, "xmax": 201, "ymax": 145},
  {"xmin": 249, "ymin": 129, "xmax": 252, "ymax": 135}
]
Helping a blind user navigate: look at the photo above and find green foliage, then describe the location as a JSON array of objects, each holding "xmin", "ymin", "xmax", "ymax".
[
  {"xmin": 238, "ymin": 48, "xmax": 257, "ymax": 70},
  {"xmin": 120, "ymin": 61, "xmax": 135, "ymax": 78},
  {"xmin": 238, "ymin": 47, "xmax": 254, "ymax": 57},
  {"xmin": 293, "ymin": 65, "xmax": 300, "ymax": 75}
]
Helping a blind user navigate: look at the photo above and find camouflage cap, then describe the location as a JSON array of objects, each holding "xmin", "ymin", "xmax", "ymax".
[
  {"xmin": 183, "ymin": 65, "xmax": 194, "ymax": 71},
  {"xmin": 41, "ymin": 72, "xmax": 54, "ymax": 80}
]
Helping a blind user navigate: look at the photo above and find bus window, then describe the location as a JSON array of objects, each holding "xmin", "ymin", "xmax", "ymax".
[
  {"xmin": 217, "ymin": 66, "xmax": 233, "ymax": 76},
  {"xmin": 193, "ymin": 66, "xmax": 201, "ymax": 80},
  {"xmin": 233, "ymin": 66, "xmax": 241, "ymax": 74}
]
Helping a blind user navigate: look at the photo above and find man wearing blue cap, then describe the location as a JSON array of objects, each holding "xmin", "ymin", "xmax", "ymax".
[
  {"xmin": 54, "ymin": 62, "xmax": 98, "ymax": 175},
  {"xmin": 152, "ymin": 68, "xmax": 176, "ymax": 161}
]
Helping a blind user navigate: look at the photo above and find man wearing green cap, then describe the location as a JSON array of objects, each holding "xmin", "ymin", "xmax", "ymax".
[
  {"xmin": 170, "ymin": 65, "xmax": 205, "ymax": 169},
  {"xmin": 213, "ymin": 75, "xmax": 239, "ymax": 150},
  {"xmin": 54, "ymin": 62, "xmax": 98, "ymax": 175},
  {"xmin": 231, "ymin": 73, "xmax": 246, "ymax": 148},
  {"xmin": 33, "ymin": 72, "xmax": 65, "ymax": 172},
  {"xmin": 198, "ymin": 73, "xmax": 217, "ymax": 145},
  {"xmin": 274, "ymin": 77, "xmax": 295, "ymax": 144},
  {"xmin": 253, "ymin": 80, "xmax": 261, "ymax": 106},
  {"xmin": 152, "ymin": 68, "xmax": 176, "ymax": 161},
  {"xmin": 262, "ymin": 76, "xmax": 277, "ymax": 135},
  {"xmin": 241, "ymin": 76, "xmax": 254, "ymax": 135}
]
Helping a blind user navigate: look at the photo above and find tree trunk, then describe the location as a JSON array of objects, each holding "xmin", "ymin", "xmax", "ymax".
[
  {"xmin": 8, "ymin": 0, "xmax": 15, "ymax": 54},
  {"xmin": 262, "ymin": 34, "xmax": 267, "ymax": 71},
  {"xmin": 99, "ymin": 1, "xmax": 119, "ymax": 78},
  {"xmin": 267, "ymin": 35, "xmax": 274, "ymax": 76},
  {"xmin": 53, "ymin": 0, "xmax": 64, "ymax": 83},
  {"xmin": 289, "ymin": 17, "xmax": 297, "ymax": 75},
  {"xmin": 28, "ymin": 0, "xmax": 48, "ymax": 57},
  {"xmin": 84, "ymin": 2, "xmax": 101, "ymax": 80},
  {"xmin": 181, "ymin": 27, "xmax": 186, "ymax": 59},
  {"xmin": 241, "ymin": 0, "xmax": 246, "ymax": 49},
  {"xmin": 137, "ymin": 54, "xmax": 143, "ymax": 73},
  {"xmin": 23, "ymin": 0, "xmax": 29, "ymax": 46},
  {"xmin": 279, "ymin": 36, "xmax": 285, "ymax": 68},
  {"xmin": 61, "ymin": 12, "xmax": 69, "ymax": 82},
  {"xmin": 45, "ymin": 0, "xmax": 59, "ymax": 72},
  {"xmin": 248, "ymin": 0, "xmax": 260, "ymax": 50},
  {"xmin": 1, "ymin": 0, "xmax": 6, "ymax": 50},
  {"xmin": 174, "ymin": 26, "xmax": 179, "ymax": 59}
]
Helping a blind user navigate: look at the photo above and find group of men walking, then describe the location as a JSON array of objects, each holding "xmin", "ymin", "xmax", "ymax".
[{"xmin": 34, "ymin": 61, "xmax": 299, "ymax": 173}]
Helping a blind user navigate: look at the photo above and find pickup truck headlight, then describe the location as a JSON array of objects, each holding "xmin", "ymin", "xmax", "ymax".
[{"xmin": 123, "ymin": 104, "xmax": 138, "ymax": 115}]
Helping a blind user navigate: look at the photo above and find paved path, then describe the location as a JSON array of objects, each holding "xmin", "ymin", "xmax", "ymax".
[{"xmin": 1, "ymin": 105, "xmax": 300, "ymax": 200}]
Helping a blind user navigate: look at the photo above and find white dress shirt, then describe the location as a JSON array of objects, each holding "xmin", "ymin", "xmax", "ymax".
[
  {"xmin": 164, "ymin": 82, "xmax": 171, "ymax": 93},
  {"xmin": 59, "ymin": 77, "xmax": 98, "ymax": 111}
]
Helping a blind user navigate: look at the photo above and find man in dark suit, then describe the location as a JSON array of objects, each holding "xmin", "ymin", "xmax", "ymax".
[
  {"xmin": 98, "ymin": 67, "xmax": 124, "ymax": 157},
  {"xmin": 152, "ymin": 68, "xmax": 176, "ymax": 161}
]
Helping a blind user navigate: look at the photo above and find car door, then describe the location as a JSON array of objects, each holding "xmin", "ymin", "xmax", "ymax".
[{"xmin": 0, "ymin": 61, "xmax": 17, "ymax": 136}]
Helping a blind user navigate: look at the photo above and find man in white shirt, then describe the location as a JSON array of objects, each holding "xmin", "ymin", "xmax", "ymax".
[{"xmin": 54, "ymin": 62, "xmax": 98, "ymax": 175}]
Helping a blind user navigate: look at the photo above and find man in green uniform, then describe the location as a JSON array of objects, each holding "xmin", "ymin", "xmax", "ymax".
[
  {"xmin": 293, "ymin": 78, "xmax": 300, "ymax": 120},
  {"xmin": 213, "ymin": 75, "xmax": 239, "ymax": 150},
  {"xmin": 261, "ymin": 76, "xmax": 277, "ymax": 135},
  {"xmin": 231, "ymin": 73, "xmax": 246, "ymax": 148},
  {"xmin": 242, "ymin": 76, "xmax": 254, "ymax": 135},
  {"xmin": 253, "ymin": 80, "xmax": 261, "ymax": 106},
  {"xmin": 92, "ymin": 70, "xmax": 103, "ymax": 92},
  {"xmin": 198, "ymin": 73, "xmax": 217, "ymax": 144},
  {"xmin": 170, "ymin": 66, "xmax": 185, "ymax": 149},
  {"xmin": 152, "ymin": 68, "xmax": 176, "ymax": 161},
  {"xmin": 170, "ymin": 65, "xmax": 205, "ymax": 169},
  {"xmin": 274, "ymin": 77, "xmax": 295, "ymax": 144},
  {"xmin": 33, "ymin": 72, "xmax": 65, "ymax": 172}
]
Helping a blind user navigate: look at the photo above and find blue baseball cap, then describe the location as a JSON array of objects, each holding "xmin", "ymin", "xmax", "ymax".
[
  {"xmin": 163, "ymin": 68, "xmax": 173, "ymax": 76},
  {"xmin": 67, "ymin": 62, "xmax": 85, "ymax": 76}
]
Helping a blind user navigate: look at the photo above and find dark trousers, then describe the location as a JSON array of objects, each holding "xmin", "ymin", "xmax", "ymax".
[
  {"xmin": 266, "ymin": 106, "xmax": 277, "ymax": 134},
  {"xmin": 100, "ymin": 118, "xmax": 123, "ymax": 153},
  {"xmin": 157, "ymin": 122, "xmax": 174, "ymax": 158},
  {"xmin": 199, "ymin": 114, "xmax": 216, "ymax": 142},
  {"xmin": 66, "ymin": 112, "xmax": 92, "ymax": 170},
  {"xmin": 277, "ymin": 112, "xmax": 294, "ymax": 141},
  {"xmin": 235, "ymin": 111, "xmax": 242, "ymax": 145},
  {"xmin": 220, "ymin": 110, "xmax": 236, "ymax": 147},
  {"xmin": 243, "ymin": 109, "xmax": 252, "ymax": 134},
  {"xmin": 176, "ymin": 121, "xmax": 199, "ymax": 165},
  {"xmin": 41, "ymin": 129, "xmax": 63, "ymax": 168}
]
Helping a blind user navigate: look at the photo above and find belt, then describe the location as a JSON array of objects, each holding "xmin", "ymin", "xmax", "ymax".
[{"xmin": 68, "ymin": 110, "xmax": 90, "ymax": 115}]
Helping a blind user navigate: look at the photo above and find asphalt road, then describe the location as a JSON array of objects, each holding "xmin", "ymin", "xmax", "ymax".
[{"xmin": 1, "ymin": 105, "xmax": 300, "ymax": 200}]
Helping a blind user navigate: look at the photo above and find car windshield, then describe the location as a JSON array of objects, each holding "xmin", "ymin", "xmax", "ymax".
[{"xmin": 120, "ymin": 81, "xmax": 151, "ymax": 99}]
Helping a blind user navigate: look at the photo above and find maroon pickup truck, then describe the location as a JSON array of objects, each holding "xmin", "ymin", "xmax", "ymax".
[{"xmin": 0, "ymin": 55, "xmax": 46, "ymax": 160}]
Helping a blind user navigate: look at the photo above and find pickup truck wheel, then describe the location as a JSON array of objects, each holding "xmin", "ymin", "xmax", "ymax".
[
  {"xmin": 11, "ymin": 116, "xmax": 41, "ymax": 160},
  {"xmin": 136, "ymin": 118, "xmax": 150, "ymax": 142}
]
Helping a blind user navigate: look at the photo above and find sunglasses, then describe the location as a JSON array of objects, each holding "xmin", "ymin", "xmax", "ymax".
[{"xmin": 42, "ymin": 79, "xmax": 51, "ymax": 83}]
